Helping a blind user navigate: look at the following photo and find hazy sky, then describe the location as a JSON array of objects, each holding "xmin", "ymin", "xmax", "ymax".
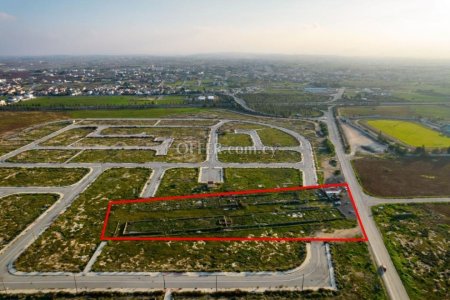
[{"xmin": 1, "ymin": 0, "xmax": 450, "ymax": 58}]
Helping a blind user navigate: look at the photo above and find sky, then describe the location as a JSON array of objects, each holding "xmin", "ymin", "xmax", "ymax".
[{"xmin": 0, "ymin": 0, "xmax": 450, "ymax": 59}]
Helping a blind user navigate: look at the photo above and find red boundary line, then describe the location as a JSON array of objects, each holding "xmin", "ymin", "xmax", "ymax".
[{"xmin": 100, "ymin": 182, "xmax": 368, "ymax": 242}]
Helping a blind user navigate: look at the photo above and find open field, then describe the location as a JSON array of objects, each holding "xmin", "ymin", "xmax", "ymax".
[
  {"xmin": 67, "ymin": 107, "xmax": 207, "ymax": 119},
  {"xmin": 155, "ymin": 168, "xmax": 302, "ymax": 197},
  {"xmin": 218, "ymin": 150, "xmax": 301, "ymax": 163},
  {"xmin": 373, "ymin": 203, "xmax": 449, "ymax": 300},
  {"xmin": 0, "ymin": 194, "xmax": 59, "ymax": 251},
  {"xmin": 105, "ymin": 188, "xmax": 356, "ymax": 239},
  {"xmin": 94, "ymin": 239, "xmax": 306, "ymax": 272},
  {"xmin": 0, "ymin": 111, "xmax": 68, "ymax": 136},
  {"xmin": 352, "ymin": 157, "xmax": 450, "ymax": 197},
  {"xmin": 15, "ymin": 168, "xmax": 151, "ymax": 272},
  {"xmin": 218, "ymin": 122, "xmax": 299, "ymax": 147},
  {"xmin": 74, "ymin": 137, "xmax": 160, "ymax": 147},
  {"xmin": 13, "ymin": 95, "xmax": 186, "ymax": 107},
  {"xmin": 338, "ymin": 105, "xmax": 450, "ymax": 123},
  {"xmin": 0, "ymin": 139, "xmax": 29, "ymax": 156},
  {"xmin": 330, "ymin": 243, "xmax": 387, "ymax": 299},
  {"xmin": 12, "ymin": 122, "xmax": 70, "ymax": 142},
  {"xmin": 6, "ymin": 149, "xmax": 80, "ymax": 163},
  {"xmin": 41, "ymin": 127, "xmax": 96, "ymax": 146},
  {"xmin": 157, "ymin": 119, "xmax": 218, "ymax": 126},
  {"xmin": 0, "ymin": 167, "xmax": 88, "ymax": 186},
  {"xmin": 365, "ymin": 119, "xmax": 450, "ymax": 148},
  {"xmin": 218, "ymin": 133, "xmax": 253, "ymax": 147},
  {"xmin": 238, "ymin": 92, "xmax": 325, "ymax": 117}
]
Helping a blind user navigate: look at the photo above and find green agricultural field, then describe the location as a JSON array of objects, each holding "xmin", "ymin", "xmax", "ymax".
[
  {"xmin": 218, "ymin": 132, "xmax": 253, "ymax": 147},
  {"xmin": 13, "ymin": 95, "xmax": 186, "ymax": 107},
  {"xmin": 338, "ymin": 105, "xmax": 450, "ymax": 123},
  {"xmin": 218, "ymin": 150, "xmax": 301, "ymax": 163},
  {"xmin": 6, "ymin": 149, "xmax": 79, "ymax": 163},
  {"xmin": 41, "ymin": 127, "xmax": 96, "ymax": 146},
  {"xmin": 366, "ymin": 119, "xmax": 450, "ymax": 148},
  {"xmin": 15, "ymin": 168, "xmax": 151, "ymax": 272},
  {"xmin": 373, "ymin": 203, "xmax": 449, "ymax": 300},
  {"xmin": 0, "ymin": 194, "xmax": 59, "ymax": 251},
  {"xmin": 0, "ymin": 167, "xmax": 88, "ymax": 186}
]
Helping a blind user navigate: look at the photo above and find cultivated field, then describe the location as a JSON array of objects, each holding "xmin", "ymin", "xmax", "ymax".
[
  {"xmin": 0, "ymin": 194, "xmax": 59, "ymax": 251},
  {"xmin": 352, "ymin": 157, "xmax": 450, "ymax": 197},
  {"xmin": 373, "ymin": 203, "xmax": 449, "ymax": 300},
  {"xmin": 365, "ymin": 119, "xmax": 450, "ymax": 148}
]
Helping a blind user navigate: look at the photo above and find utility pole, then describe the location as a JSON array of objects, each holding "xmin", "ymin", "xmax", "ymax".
[
  {"xmin": 73, "ymin": 275, "xmax": 78, "ymax": 293},
  {"xmin": 301, "ymin": 274, "xmax": 305, "ymax": 291},
  {"xmin": 215, "ymin": 275, "xmax": 218, "ymax": 292},
  {"xmin": 163, "ymin": 274, "xmax": 166, "ymax": 289}
]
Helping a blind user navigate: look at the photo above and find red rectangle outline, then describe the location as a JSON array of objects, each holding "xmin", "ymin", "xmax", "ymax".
[{"xmin": 100, "ymin": 182, "xmax": 368, "ymax": 242}]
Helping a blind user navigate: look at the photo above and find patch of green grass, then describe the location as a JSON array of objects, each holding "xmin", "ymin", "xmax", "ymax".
[
  {"xmin": 257, "ymin": 128, "xmax": 299, "ymax": 147},
  {"xmin": 72, "ymin": 149, "xmax": 158, "ymax": 163},
  {"xmin": 15, "ymin": 168, "xmax": 151, "ymax": 272},
  {"xmin": 6, "ymin": 149, "xmax": 80, "ymax": 163},
  {"xmin": 373, "ymin": 203, "xmax": 449, "ymax": 300},
  {"xmin": 0, "ymin": 167, "xmax": 88, "ymax": 186},
  {"xmin": 68, "ymin": 108, "xmax": 207, "ymax": 119},
  {"xmin": 0, "ymin": 194, "xmax": 59, "ymax": 250},
  {"xmin": 218, "ymin": 150, "xmax": 301, "ymax": 163},
  {"xmin": 218, "ymin": 132, "xmax": 253, "ymax": 147},
  {"xmin": 331, "ymin": 242, "xmax": 387, "ymax": 299},
  {"xmin": 224, "ymin": 168, "xmax": 302, "ymax": 190},
  {"xmin": 75, "ymin": 137, "xmax": 160, "ymax": 147},
  {"xmin": 366, "ymin": 119, "xmax": 450, "ymax": 148}
]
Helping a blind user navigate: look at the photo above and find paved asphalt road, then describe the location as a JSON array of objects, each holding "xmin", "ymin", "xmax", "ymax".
[{"xmin": 326, "ymin": 108, "xmax": 410, "ymax": 300}]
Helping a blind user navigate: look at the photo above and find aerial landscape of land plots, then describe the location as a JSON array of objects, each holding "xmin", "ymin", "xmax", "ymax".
[{"xmin": 0, "ymin": 112, "xmax": 348, "ymax": 279}]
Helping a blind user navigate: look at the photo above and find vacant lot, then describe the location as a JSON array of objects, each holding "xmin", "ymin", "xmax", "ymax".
[
  {"xmin": 366, "ymin": 120, "xmax": 450, "ymax": 148},
  {"xmin": 331, "ymin": 243, "xmax": 387, "ymax": 299},
  {"xmin": 353, "ymin": 157, "xmax": 450, "ymax": 197},
  {"xmin": 0, "ymin": 167, "xmax": 89, "ymax": 187},
  {"xmin": 155, "ymin": 168, "xmax": 302, "ymax": 197},
  {"xmin": 42, "ymin": 127, "xmax": 96, "ymax": 146},
  {"xmin": 339, "ymin": 105, "xmax": 450, "ymax": 123},
  {"xmin": 0, "ymin": 194, "xmax": 59, "ymax": 251},
  {"xmin": 0, "ymin": 111, "xmax": 68, "ymax": 136},
  {"xmin": 218, "ymin": 133, "xmax": 253, "ymax": 147},
  {"xmin": 75, "ymin": 137, "xmax": 160, "ymax": 147},
  {"xmin": 218, "ymin": 150, "xmax": 301, "ymax": 163},
  {"xmin": 15, "ymin": 168, "xmax": 151, "ymax": 272},
  {"xmin": 7, "ymin": 149, "xmax": 79, "ymax": 163},
  {"xmin": 373, "ymin": 203, "xmax": 449, "ymax": 300}
]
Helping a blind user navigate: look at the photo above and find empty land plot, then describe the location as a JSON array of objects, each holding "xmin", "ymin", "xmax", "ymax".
[
  {"xmin": 71, "ymin": 149, "xmax": 158, "ymax": 163},
  {"xmin": 373, "ymin": 203, "xmax": 449, "ymax": 300},
  {"xmin": 331, "ymin": 243, "xmax": 387, "ymax": 299},
  {"xmin": 93, "ymin": 239, "xmax": 306, "ymax": 272},
  {"xmin": 157, "ymin": 119, "xmax": 218, "ymax": 126},
  {"xmin": 74, "ymin": 137, "xmax": 160, "ymax": 147},
  {"xmin": 0, "ymin": 111, "xmax": 68, "ymax": 136},
  {"xmin": 0, "ymin": 167, "xmax": 89, "ymax": 187},
  {"xmin": 15, "ymin": 168, "xmax": 151, "ymax": 272},
  {"xmin": 339, "ymin": 105, "xmax": 450, "ymax": 122},
  {"xmin": 365, "ymin": 120, "xmax": 450, "ymax": 148},
  {"xmin": 0, "ymin": 140, "xmax": 29, "ymax": 156},
  {"xmin": 6, "ymin": 149, "xmax": 80, "ymax": 163},
  {"xmin": 100, "ymin": 127, "xmax": 208, "ymax": 162},
  {"xmin": 41, "ymin": 127, "xmax": 96, "ymax": 146},
  {"xmin": 78, "ymin": 120, "xmax": 158, "ymax": 126},
  {"xmin": 218, "ymin": 133, "xmax": 253, "ymax": 147},
  {"xmin": 218, "ymin": 150, "xmax": 301, "ymax": 163},
  {"xmin": 12, "ymin": 122, "xmax": 71, "ymax": 142},
  {"xmin": 224, "ymin": 168, "xmax": 302, "ymax": 190},
  {"xmin": 0, "ymin": 194, "xmax": 59, "ymax": 251},
  {"xmin": 257, "ymin": 127, "xmax": 299, "ymax": 147},
  {"xmin": 352, "ymin": 157, "xmax": 450, "ymax": 197},
  {"xmin": 155, "ymin": 168, "xmax": 302, "ymax": 197}
]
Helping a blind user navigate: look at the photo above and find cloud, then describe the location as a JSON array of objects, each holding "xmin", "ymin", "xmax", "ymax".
[{"xmin": 0, "ymin": 11, "xmax": 16, "ymax": 22}]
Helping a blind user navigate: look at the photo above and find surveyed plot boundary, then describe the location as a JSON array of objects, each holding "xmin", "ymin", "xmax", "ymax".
[{"xmin": 100, "ymin": 182, "xmax": 368, "ymax": 242}]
